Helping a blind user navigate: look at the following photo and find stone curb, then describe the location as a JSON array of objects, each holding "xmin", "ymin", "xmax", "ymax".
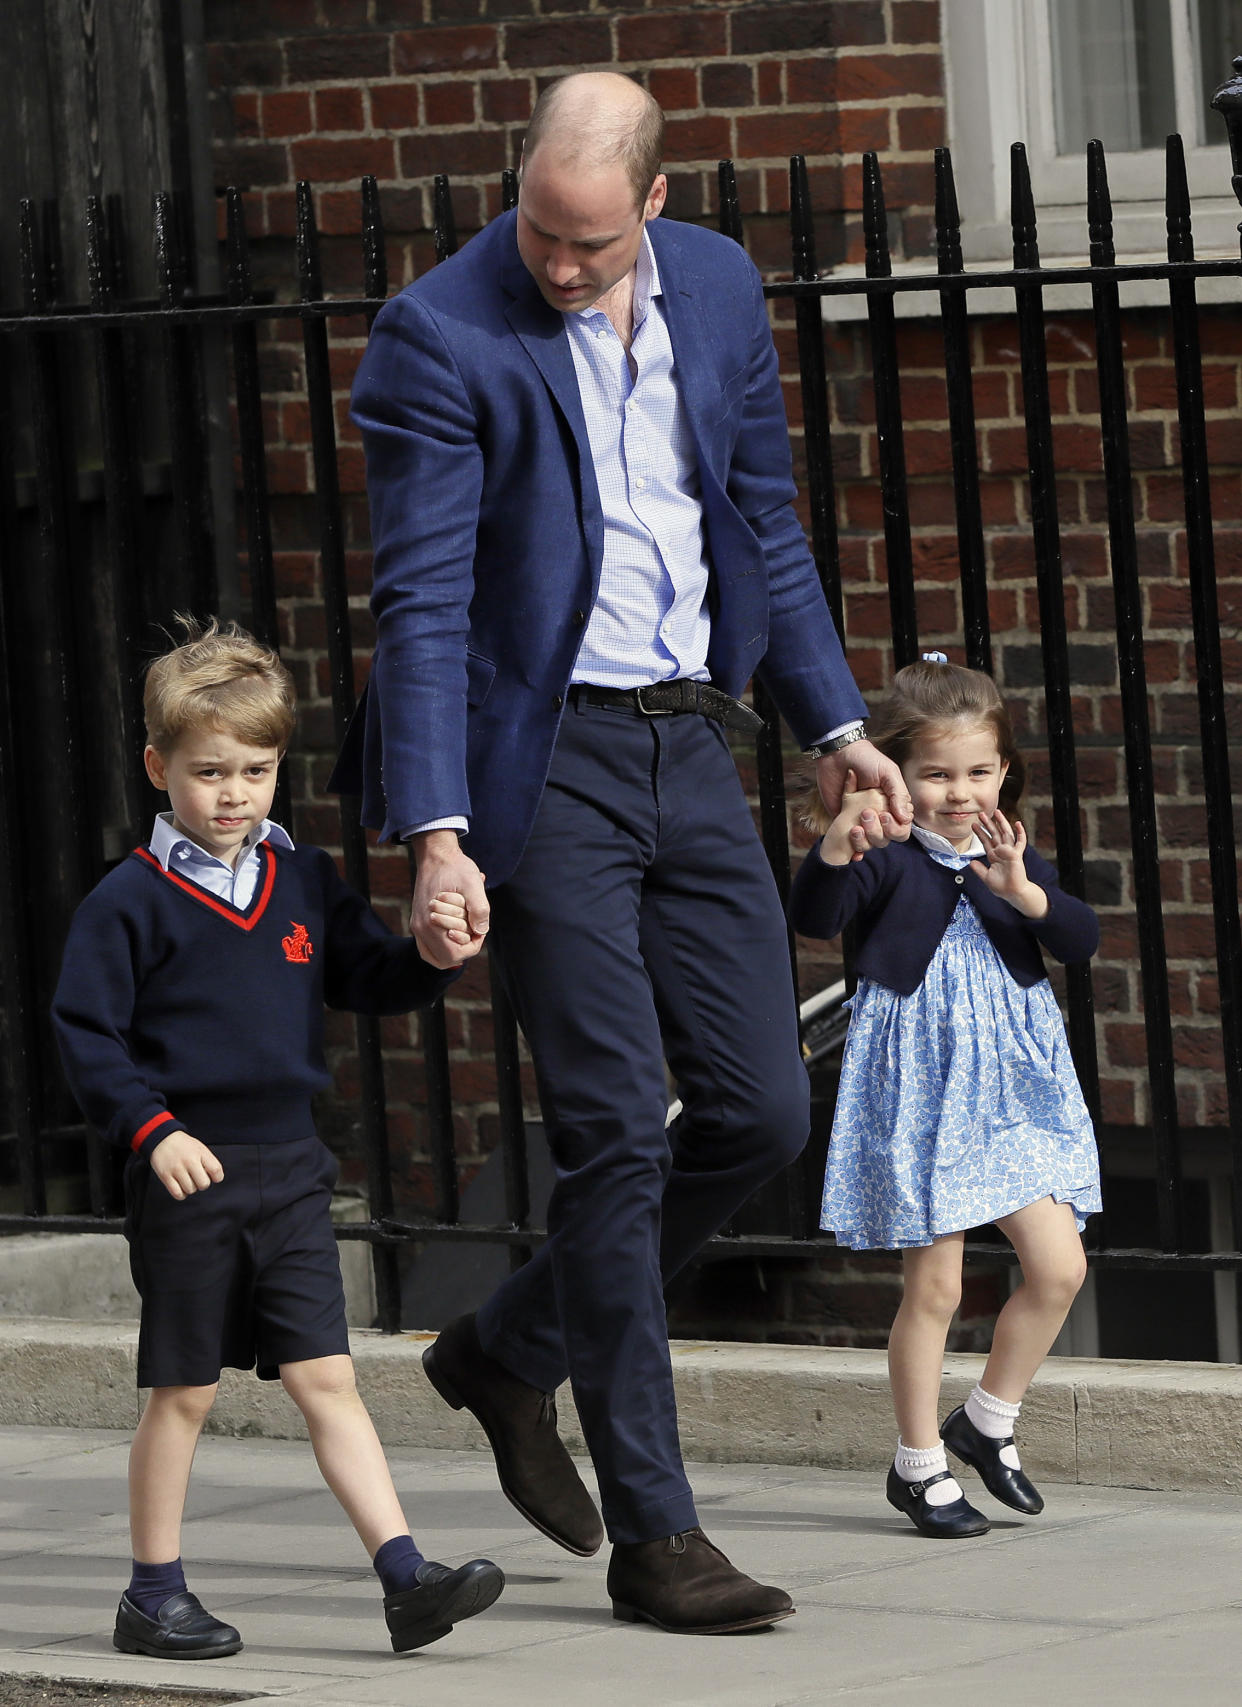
[{"xmin": 2, "ymin": 1317, "xmax": 1240, "ymax": 1493}]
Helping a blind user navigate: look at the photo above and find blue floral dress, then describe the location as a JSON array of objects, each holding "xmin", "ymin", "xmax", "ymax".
[{"xmin": 821, "ymin": 834, "xmax": 1102, "ymax": 1251}]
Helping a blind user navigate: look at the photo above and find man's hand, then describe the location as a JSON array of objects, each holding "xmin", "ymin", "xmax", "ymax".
[
  {"xmin": 410, "ymin": 830, "xmax": 489, "ymax": 967},
  {"xmin": 819, "ymin": 769, "xmax": 901, "ymax": 865},
  {"xmin": 969, "ymin": 809, "xmax": 1049, "ymax": 919},
  {"xmin": 150, "ymin": 1131, "xmax": 224, "ymax": 1201},
  {"xmin": 815, "ymin": 739, "xmax": 912, "ymax": 828}
]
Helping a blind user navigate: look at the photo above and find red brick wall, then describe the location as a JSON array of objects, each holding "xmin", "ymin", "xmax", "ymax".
[{"xmin": 198, "ymin": 1, "xmax": 1240, "ymax": 1346}]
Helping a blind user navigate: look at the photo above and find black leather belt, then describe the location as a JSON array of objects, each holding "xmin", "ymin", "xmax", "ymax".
[{"xmin": 572, "ymin": 681, "xmax": 765, "ymax": 734}]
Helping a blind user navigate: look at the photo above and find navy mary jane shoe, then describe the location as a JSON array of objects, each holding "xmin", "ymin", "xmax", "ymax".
[
  {"xmin": 885, "ymin": 1464, "xmax": 990, "ymax": 1538},
  {"xmin": 940, "ymin": 1405, "xmax": 1044, "ymax": 1515}
]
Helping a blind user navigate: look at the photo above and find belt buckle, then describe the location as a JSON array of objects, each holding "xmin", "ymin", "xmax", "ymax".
[{"xmin": 634, "ymin": 684, "xmax": 676, "ymax": 716}]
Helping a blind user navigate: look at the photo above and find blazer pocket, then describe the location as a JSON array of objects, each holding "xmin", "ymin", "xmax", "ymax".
[{"xmin": 465, "ymin": 649, "xmax": 497, "ymax": 707}]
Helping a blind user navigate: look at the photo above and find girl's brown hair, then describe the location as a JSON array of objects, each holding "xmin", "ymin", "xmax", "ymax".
[{"xmin": 801, "ymin": 658, "xmax": 1025, "ymax": 835}]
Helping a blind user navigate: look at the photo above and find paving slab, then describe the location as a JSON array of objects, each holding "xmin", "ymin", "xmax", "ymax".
[{"xmin": 1, "ymin": 1426, "xmax": 1242, "ymax": 1707}]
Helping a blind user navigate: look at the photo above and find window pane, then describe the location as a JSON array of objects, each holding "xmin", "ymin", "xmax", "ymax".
[
  {"xmin": 1196, "ymin": 0, "xmax": 1242, "ymax": 143},
  {"xmin": 1050, "ymin": 0, "xmax": 1177, "ymax": 153}
]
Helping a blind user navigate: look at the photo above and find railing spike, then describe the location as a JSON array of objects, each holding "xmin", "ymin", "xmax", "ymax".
[
  {"xmin": 360, "ymin": 174, "xmax": 388, "ymax": 300},
  {"xmin": 717, "ymin": 159, "xmax": 743, "ymax": 244},
  {"xmin": 789, "ymin": 154, "xmax": 817, "ymax": 282},
  {"xmin": 225, "ymin": 187, "xmax": 253, "ymax": 306},
  {"xmin": 18, "ymin": 198, "xmax": 42, "ymax": 313},
  {"xmin": 153, "ymin": 191, "xmax": 184, "ymax": 309},
  {"xmin": 86, "ymin": 195, "xmax": 110, "ymax": 311},
  {"xmin": 433, "ymin": 174, "xmax": 457, "ymax": 263},
  {"xmin": 1165, "ymin": 132, "xmax": 1194, "ymax": 262},
  {"xmin": 501, "ymin": 166, "xmax": 519, "ymax": 213},
  {"xmin": 296, "ymin": 179, "xmax": 322, "ymax": 302},
  {"xmin": 862, "ymin": 151, "xmax": 891, "ymax": 279},
  {"xmin": 934, "ymin": 146, "xmax": 963, "ymax": 275},
  {"xmin": 1009, "ymin": 142, "xmax": 1040, "ymax": 270},
  {"xmin": 1087, "ymin": 140, "xmax": 1116, "ymax": 268}
]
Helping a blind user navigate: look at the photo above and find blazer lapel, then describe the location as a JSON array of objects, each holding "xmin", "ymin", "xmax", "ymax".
[{"xmin": 500, "ymin": 246, "xmax": 604, "ymax": 572}]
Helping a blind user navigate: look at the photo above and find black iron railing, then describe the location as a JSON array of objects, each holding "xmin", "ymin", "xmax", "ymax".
[{"xmin": 2, "ymin": 107, "xmax": 1242, "ymax": 1327}]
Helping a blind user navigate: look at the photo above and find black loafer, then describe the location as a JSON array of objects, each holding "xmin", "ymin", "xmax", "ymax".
[
  {"xmin": 384, "ymin": 1558, "xmax": 506, "ymax": 1653},
  {"xmin": 885, "ymin": 1464, "xmax": 990, "ymax": 1538},
  {"xmin": 113, "ymin": 1591, "xmax": 242, "ymax": 1659},
  {"xmin": 423, "ymin": 1313, "xmax": 604, "ymax": 1556},
  {"xmin": 940, "ymin": 1405, "xmax": 1044, "ymax": 1515}
]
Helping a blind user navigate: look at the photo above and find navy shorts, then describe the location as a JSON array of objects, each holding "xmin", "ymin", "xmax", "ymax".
[{"xmin": 124, "ymin": 1135, "xmax": 350, "ymax": 1389}]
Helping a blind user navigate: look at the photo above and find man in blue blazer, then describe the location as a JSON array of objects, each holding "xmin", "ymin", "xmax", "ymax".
[{"xmin": 340, "ymin": 71, "xmax": 908, "ymax": 1633}]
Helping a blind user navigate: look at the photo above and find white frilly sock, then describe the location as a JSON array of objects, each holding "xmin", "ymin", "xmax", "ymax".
[
  {"xmin": 966, "ymin": 1384, "xmax": 1023, "ymax": 1470},
  {"xmin": 894, "ymin": 1439, "xmax": 963, "ymax": 1507}
]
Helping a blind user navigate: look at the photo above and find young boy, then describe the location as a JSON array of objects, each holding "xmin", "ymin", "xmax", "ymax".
[{"xmin": 51, "ymin": 619, "xmax": 501, "ymax": 1660}]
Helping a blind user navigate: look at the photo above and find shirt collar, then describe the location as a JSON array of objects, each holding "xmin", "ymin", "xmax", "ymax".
[
  {"xmin": 572, "ymin": 227, "xmax": 661, "ymax": 330},
  {"xmin": 148, "ymin": 811, "xmax": 294, "ymax": 873},
  {"xmin": 911, "ymin": 823, "xmax": 985, "ymax": 860}
]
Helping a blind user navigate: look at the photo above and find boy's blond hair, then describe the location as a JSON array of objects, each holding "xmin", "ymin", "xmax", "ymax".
[{"xmin": 144, "ymin": 616, "xmax": 296, "ymax": 754}]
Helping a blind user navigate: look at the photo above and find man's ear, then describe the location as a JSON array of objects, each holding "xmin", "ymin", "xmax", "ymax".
[{"xmin": 143, "ymin": 745, "xmax": 167, "ymax": 791}]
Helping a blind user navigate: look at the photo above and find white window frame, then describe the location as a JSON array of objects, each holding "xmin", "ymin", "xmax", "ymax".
[{"xmin": 943, "ymin": 0, "xmax": 1242, "ymax": 262}]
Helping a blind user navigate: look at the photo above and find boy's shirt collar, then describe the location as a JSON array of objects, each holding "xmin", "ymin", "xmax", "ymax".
[{"xmin": 149, "ymin": 811, "xmax": 294, "ymax": 873}]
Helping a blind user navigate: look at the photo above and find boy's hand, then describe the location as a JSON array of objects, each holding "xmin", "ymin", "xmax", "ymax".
[
  {"xmin": 150, "ymin": 1131, "xmax": 225, "ymax": 1201},
  {"xmin": 427, "ymin": 889, "xmax": 472, "ymax": 950},
  {"xmin": 820, "ymin": 769, "xmax": 908, "ymax": 866},
  {"xmin": 410, "ymin": 830, "xmax": 489, "ymax": 967},
  {"xmin": 969, "ymin": 810, "xmax": 1049, "ymax": 919}
]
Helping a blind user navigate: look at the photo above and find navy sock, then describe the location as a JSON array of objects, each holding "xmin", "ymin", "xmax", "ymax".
[
  {"xmin": 373, "ymin": 1534, "xmax": 427, "ymax": 1596},
  {"xmin": 127, "ymin": 1557, "xmax": 187, "ymax": 1618}
]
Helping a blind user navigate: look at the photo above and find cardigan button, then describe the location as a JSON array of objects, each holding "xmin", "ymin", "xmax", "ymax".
[{"xmin": 955, "ymin": 873, "xmax": 965, "ymax": 884}]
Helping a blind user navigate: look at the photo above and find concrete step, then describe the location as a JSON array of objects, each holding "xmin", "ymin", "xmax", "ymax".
[{"xmin": 1, "ymin": 1316, "xmax": 1239, "ymax": 1494}]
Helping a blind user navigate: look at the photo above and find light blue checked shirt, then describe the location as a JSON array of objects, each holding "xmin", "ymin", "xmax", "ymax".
[
  {"xmin": 565, "ymin": 231, "xmax": 712, "ymax": 689},
  {"xmin": 149, "ymin": 811, "xmax": 294, "ymax": 909}
]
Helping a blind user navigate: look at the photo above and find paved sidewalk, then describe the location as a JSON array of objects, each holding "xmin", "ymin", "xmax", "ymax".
[{"xmin": 2, "ymin": 1426, "xmax": 1242, "ymax": 1706}]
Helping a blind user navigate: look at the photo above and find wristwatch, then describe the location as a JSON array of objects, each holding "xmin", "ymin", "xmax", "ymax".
[{"xmin": 804, "ymin": 722, "xmax": 868, "ymax": 759}]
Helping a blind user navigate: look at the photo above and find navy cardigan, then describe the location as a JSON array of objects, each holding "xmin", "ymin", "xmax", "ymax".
[{"xmin": 788, "ymin": 836, "xmax": 1098, "ymax": 996}]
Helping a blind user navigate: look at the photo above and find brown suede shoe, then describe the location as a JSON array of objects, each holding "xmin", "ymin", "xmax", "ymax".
[
  {"xmin": 422, "ymin": 1313, "xmax": 604, "ymax": 1556},
  {"xmin": 607, "ymin": 1528, "xmax": 795, "ymax": 1634}
]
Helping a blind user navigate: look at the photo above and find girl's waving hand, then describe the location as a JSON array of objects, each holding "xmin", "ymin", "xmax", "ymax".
[{"xmin": 969, "ymin": 810, "xmax": 1050, "ymax": 920}]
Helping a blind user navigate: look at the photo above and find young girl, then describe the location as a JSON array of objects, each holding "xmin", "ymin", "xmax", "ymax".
[{"xmin": 791, "ymin": 654, "xmax": 1101, "ymax": 1539}]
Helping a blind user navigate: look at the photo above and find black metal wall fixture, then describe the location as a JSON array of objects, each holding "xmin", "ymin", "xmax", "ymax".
[{"xmin": 2, "ymin": 94, "xmax": 1242, "ymax": 1323}]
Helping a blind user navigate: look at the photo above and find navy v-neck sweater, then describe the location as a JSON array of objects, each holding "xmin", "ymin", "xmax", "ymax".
[{"xmin": 52, "ymin": 842, "xmax": 457, "ymax": 1158}]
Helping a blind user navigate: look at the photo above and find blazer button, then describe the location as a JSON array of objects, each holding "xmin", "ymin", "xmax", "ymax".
[
  {"xmin": 955, "ymin": 873, "xmax": 965, "ymax": 884},
  {"xmin": 551, "ymin": 694, "xmax": 563, "ymax": 711},
  {"xmin": 572, "ymin": 609, "xmax": 586, "ymax": 627}
]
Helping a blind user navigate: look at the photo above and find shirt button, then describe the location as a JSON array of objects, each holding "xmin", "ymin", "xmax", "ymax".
[
  {"xmin": 551, "ymin": 694, "xmax": 563, "ymax": 711},
  {"xmin": 634, "ymin": 476, "xmax": 647, "ymax": 491}
]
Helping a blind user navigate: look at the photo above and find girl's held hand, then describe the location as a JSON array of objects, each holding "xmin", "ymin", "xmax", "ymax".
[
  {"xmin": 821, "ymin": 769, "xmax": 910, "ymax": 865},
  {"xmin": 969, "ymin": 810, "xmax": 1050, "ymax": 918}
]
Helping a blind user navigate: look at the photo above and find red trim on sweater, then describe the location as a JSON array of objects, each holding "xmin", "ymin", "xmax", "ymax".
[
  {"xmin": 134, "ymin": 843, "xmax": 278, "ymax": 930},
  {"xmin": 131, "ymin": 1110, "xmax": 175, "ymax": 1154}
]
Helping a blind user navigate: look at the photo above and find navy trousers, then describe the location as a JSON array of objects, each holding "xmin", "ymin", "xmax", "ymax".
[{"xmin": 476, "ymin": 693, "xmax": 810, "ymax": 1544}]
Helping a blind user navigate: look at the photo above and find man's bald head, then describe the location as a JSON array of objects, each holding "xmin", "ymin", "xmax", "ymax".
[{"xmin": 523, "ymin": 73, "xmax": 665, "ymax": 212}]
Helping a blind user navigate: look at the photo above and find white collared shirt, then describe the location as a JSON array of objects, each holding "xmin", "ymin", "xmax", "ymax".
[
  {"xmin": 148, "ymin": 812, "xmax": 295, "ymax": 910},
  {"xmin": 911, "ymin": 823, "xmax": 986, "ymax": 863}
]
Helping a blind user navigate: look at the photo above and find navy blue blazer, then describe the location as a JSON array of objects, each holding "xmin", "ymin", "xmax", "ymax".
[
  {"xmin": 333, "ymin": 210, "xmax": 866, "ymax": 886},
  {"xmin": 789, "ymin": 836, "xmax": 1098, "ymax": 996}
]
